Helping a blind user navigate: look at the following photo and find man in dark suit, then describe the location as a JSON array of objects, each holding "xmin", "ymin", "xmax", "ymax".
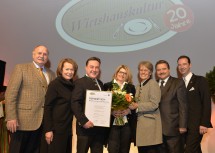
[
  {"xmin": 177, "ymin": 55, "xmax": 212, "ymax": 153},
  {"xmin": 71, "ymin": 57, "xmax": 106, "ymax": 153},
  {"xmin": 5, "ymin": 45, "xmax": 55, "ymax": 153},
  {"xmin": 155, "ymin": 60, "xmax": 188, "ymax": 153}
]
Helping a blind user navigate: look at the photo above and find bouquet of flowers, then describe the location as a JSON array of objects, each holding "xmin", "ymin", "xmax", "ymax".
[{"xmin": 111, "ymin": 83, "xmax": 134, "ymax": 125}]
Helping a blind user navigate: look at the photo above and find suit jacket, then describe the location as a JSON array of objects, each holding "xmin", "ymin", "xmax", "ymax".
[
  {"xmin": 5, "ymin": 63, "xmax": 55, "ymax": 130},
  {"xmin": 135, "ymin": 79, "xmax": 162, "ymax": 146},
  {"xmin": 71, "ymin": 76, "xmax": 106, "ymax": 136},
  {"xmin": 186, "ymin": 74, "xmax": 212, "ymax": 131},
  {"xmin": 159, "ymin": 76, "xmax": 188, "ymax": 136}
]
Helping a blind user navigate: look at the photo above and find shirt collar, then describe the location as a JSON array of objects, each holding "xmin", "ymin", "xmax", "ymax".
[
  {"xmin": 140, "ymin": 78, "xmax": 151, "ymax": 87},
  {"xmin": 184, "ymin": 72, "xmax": 193, "ymax": 82},
  {"xmin": 113, "ymin": 79, "xmax": 127, "ymax": 89},
  {"xmin": 85, "ymin": 74, "xmax": 97, "ymax": 81},
  {"xmin": 33, "ymin": 61, "xmax": 45, "ymax": 70},
  {"xmin": 159, "ymin": 76, "xmax": 170, "ymax": 84},
  {"xmin": 140, "ymin": 79, "xmax": 147, "ymax": 86}
]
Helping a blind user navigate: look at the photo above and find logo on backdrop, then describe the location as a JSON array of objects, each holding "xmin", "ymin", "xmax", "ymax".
[{"xmin": 56, "ymin": 0, "xmax": 194, "ymax": 53}]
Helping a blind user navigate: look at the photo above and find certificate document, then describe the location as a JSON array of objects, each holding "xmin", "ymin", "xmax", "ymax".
[{"xmin": 85, "ymin": 90, "xmax": 112, "ymax": 127}]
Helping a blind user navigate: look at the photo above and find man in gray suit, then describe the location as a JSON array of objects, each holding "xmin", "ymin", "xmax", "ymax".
[
  {"xmin": 155, "ymin": 60, "xmax": 187, "ymax": 153},
  {"xmin": 5, "ymin": 45, "xmax": 55, "ymax": 153}
]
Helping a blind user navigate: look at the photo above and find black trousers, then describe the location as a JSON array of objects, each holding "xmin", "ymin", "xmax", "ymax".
[
  {"xmin": 159, "ymin": 134, "xmax": 183, "ymax": 153},
  {"xmin": 107, "ymin": 123, "xmax": 131, "ymax": 153},
  {"xmin": 184, "ymin": 130, "xmax": 203, "ymax": 153},
  {"xmin": 40, "ymin": 132, "xmax": 72, "ymax": 153},
  {"xmin": 77, "ymin": 135, "xmax": 104, "ymax": 153},
  {"xmin": 9, "ymin": 127, "xmax": 42, "ymax": 153},
  {"xmin": 138, "ymin": 145, "xmax": 160, "ymax": 153}
]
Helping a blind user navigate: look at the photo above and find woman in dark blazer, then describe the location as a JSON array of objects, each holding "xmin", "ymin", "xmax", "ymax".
[
  {"xmin": 104, "ymin": 65, "xmax": 136, "ymax": 153},
  {"xmin": 40, "ymin": 58, "xmax": 78, "ymax": 153}
]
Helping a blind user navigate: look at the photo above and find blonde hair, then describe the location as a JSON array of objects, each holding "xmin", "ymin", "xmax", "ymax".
[
  {"xmin": 112, "ymin": 65, "xmax": 133, "ymax": 84},
  {"xmin": 138, "ymin": 61, "xmax": 153, "ymax": 82}
]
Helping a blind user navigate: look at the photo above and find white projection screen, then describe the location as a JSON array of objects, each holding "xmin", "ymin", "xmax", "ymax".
[{"xmin": 1, "ymin": 0, "xmax": 215, "ymax": 86}]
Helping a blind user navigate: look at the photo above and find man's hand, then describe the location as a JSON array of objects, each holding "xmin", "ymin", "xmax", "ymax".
[
  {"xmin": 45, "ymin": 131, "xmax": 53, "ymax": 144},
  {"xmin": 199, "ymin": 126, "xmax": 208, "ymax": 135},
  {"xmin": 83, "ymin": 121, "xmax": 94, "ymax": 129},
  {"xmin": 179, "ymin": 128, "xmax": 187, "ymax": 134},
  {"xmin": 6, "ymin": 120, "xmax": 19, "ymax": 133}
]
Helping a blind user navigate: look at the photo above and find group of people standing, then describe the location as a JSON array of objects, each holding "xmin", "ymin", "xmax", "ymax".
[{"xmin": 4, "ymin": 45, "xmax": 212, "ymax": 153}]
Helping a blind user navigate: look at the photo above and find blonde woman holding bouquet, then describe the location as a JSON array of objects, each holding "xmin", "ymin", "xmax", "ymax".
[
  {"xmin": 104, "ymin": 65, "xmax": 136, "ymax": 153},
  {"xmin": 129, "ymin": 61, "xmax": 162, "ymax": 153}
]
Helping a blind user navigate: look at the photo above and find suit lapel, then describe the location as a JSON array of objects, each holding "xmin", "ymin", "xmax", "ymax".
[
  {"xmin": 31, "ymin": 63, "xmax": 48, "ymax": 88},
  {"xmin": 84, "ymin": 76, "xmax": 100, "ymax": 90},
  {"xmin": 106, "ymin": 82, "xmax": 113, "ymax": 91},
  {"xmin": 161, "ymin": 77, "xmax": 172, "ymax": 96},
  {"xmin": 187, "ymin": 74, "xmax": 196, "ymax": 91}
]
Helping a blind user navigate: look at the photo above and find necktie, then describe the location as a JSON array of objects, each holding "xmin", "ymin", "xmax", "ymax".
[
  {"xmin": 38, "ymin": 68, "xmax": 47, "ymax": 84},
  {"xmin": 183, "ymin": 77, "xmax": 188, "ymax": 88},
  {"xmin": 160, "ymin": 80, "xmax": 165, "ymax": 89},
  {"xmin": 93, "ymin": 78, "xmax": 101, "ymax": 91}
]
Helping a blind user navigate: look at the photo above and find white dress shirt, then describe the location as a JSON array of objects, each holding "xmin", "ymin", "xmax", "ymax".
[{"xmin": 183, "ymin": 72, "xmax": 193, "ymax": 88}]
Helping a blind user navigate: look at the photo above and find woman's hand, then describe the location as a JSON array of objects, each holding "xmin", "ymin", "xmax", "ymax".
[
  {"xmin": 45, "ymin": 131, "xmax": 53, "ymax": 144},
  {"xmin": 199, "ymin": 126, "xmax": 208, "ymax": 135},
  {"xmin": 121, "ymin": 108, "xmax": 131, "ymax": 116},
  {"xmin": 112, "ymin": 110, "xmax": 121, "ymax": 117},
  {"xmin": 129, "ymin": 102, "xmax": 138, "ymax": 110}
]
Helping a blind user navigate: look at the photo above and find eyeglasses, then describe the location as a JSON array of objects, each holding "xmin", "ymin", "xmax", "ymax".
[{"xmin": 118, "ymin": 71, "xmax": 127, "ymax": 75}]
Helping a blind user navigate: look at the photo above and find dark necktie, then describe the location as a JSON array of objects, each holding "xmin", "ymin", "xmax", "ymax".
[{"xmin": 160, "ymin": 80, "xmax": 165, "ymax": 90}]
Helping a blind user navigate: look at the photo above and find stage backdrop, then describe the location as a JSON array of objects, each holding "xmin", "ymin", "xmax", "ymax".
[{"xmin": 0, "ymin": 0, "xmax": 215, "ymax": 86}]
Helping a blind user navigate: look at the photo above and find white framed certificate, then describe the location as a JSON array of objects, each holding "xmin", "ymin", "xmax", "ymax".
[{"xmin": 85, "ymin": 90, "xmax": 112, "ymax": 127}]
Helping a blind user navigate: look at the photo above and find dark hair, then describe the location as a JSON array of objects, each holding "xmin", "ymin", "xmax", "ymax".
[
  {"xmin": 177, "ymin": 55, "xmax": 191, "ymax": 64},
  {"xmin": 56, "ymin": 58, "xmax": 78, "ymax": 77},
  {"xmin": 86, "ymin": 57, "xmax": 101, "ymax": 66},
  {"xmin": 155, "ymin": 60, "xmax": 170, "ymax": 69}
]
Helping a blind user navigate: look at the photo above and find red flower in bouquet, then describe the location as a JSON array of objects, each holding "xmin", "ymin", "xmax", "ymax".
[{"xmin": 125, "ymin": 94, "xmax": 133, "ymax": 102}]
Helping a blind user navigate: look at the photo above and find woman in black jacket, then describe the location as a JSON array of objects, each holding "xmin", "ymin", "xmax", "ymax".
[
  {"xmin": 104, "ymin": 65, "xmax": 136, "ymax": 153},
  {"xmin": 40, "ymin": 58, "xmax": 78, "ymax": 153}
]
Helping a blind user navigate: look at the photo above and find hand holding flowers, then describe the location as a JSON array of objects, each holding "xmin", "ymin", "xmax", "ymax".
[
  {"xmin": 112, "ymin": 109, "xmax": 131, "ymax": 117},
  {"xmin": 129, "ymin": 102, "xmax": 138, "ymax": 110}
]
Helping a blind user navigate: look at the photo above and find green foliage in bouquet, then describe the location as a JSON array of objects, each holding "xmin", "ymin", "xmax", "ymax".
[{"xmin": 111, "ymin": 83, "xmax": 133, "ymax": 110}]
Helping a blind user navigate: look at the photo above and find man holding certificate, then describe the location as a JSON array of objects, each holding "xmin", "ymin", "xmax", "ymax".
[{"xmin": 71, "ymin": 57, "xmax": 107, "ymax": 153}]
